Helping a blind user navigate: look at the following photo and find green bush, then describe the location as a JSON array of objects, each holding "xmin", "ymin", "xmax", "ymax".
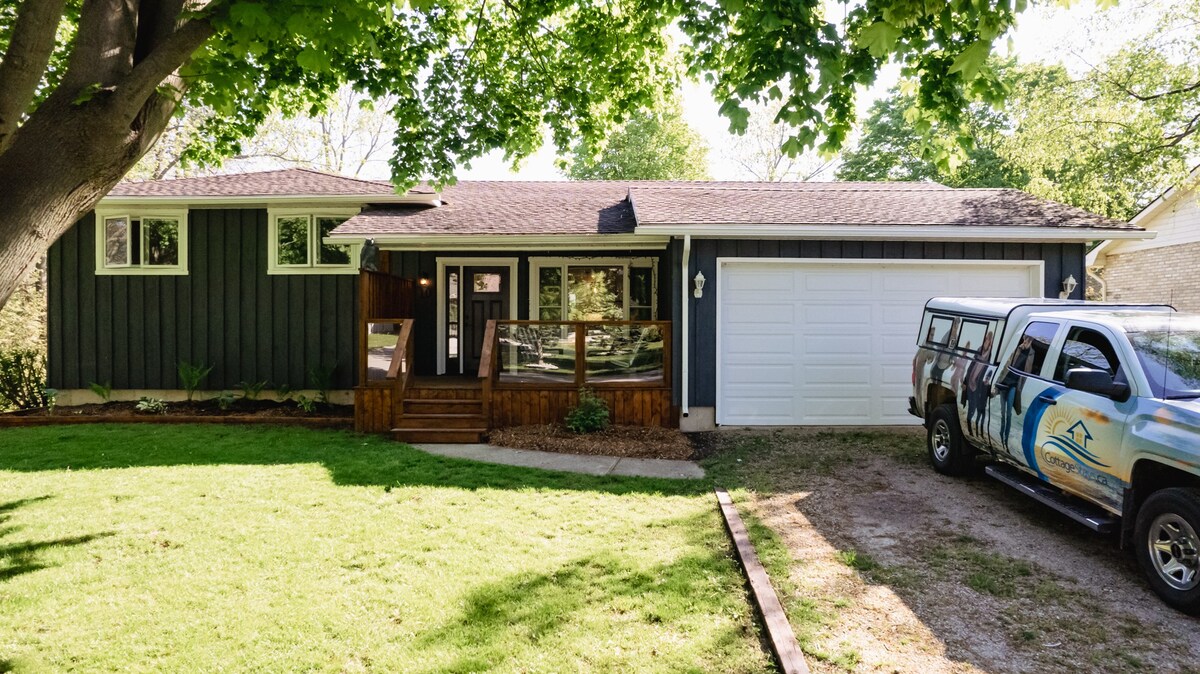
[
  {"xmin": 0, "ymin": 348, "xmax": 48, "ymax": 410},
  {"xmin": 88, "ymin": 381, "xmax": 112, "ymax": 403},
  {"xmin": 136, "ymin": 397, "xmax": 168, "ymax": 414},
  {"xmin": 564, "ymin": 387, "xmax": 610, "ymax": 434}
]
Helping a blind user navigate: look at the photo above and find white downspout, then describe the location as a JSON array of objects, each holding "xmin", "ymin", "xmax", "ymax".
[{"xmin": 681, "ymin": 235, "xmax": 691, "ymax": 418}]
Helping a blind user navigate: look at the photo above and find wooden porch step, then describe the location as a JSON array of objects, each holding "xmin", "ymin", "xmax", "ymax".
[
  {"xmin": 394, "ymin": 414, "xmax": 487, "ymax": 429},
  {"xmin": 393, "ymin": 427, "xmax": 488, "ymax": 444},
  {"xmin": 403, "ymin": 398, "xmax": 483, "ymax": 415}
]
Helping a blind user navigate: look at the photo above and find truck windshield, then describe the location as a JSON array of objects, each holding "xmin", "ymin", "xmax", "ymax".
[{"xmin": 1128, "ymin": 330, "xmax": 1200, "ymax": 399}]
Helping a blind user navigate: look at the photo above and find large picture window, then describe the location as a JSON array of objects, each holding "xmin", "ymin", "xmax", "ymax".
[
  {"xmin": 530, "ymin": 257, "xmax": 657, "ymax": 321},
  {"xmin": 95, "ymin": 211, "xmax": 188, "ymax": 275},
  {"xmin": 268, "ymin": 211, "xmax": 358, "ymax": 274}
]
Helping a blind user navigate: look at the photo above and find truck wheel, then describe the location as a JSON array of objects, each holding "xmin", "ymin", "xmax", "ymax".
[
  {"xmin": 927, "ymin": 403, "xmax": 973, "ymax": 476},
  {"xmin": 1136, "ymin": 488, "xmax": 1200, "ymax": 615}
]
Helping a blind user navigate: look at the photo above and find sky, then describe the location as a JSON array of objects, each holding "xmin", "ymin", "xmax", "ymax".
[{"xmin": 326, "ymin": 0, "xmax": 1157, "ymax": 183}]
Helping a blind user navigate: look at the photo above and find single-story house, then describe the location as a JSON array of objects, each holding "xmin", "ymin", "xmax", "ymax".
[
  {"xmin": 47, "ymin": 168, "xmax": 1147, "ymax": 439},
  {"xmin": 1089, "ymin": 171, "xmax": 1198, "ymax": 309}
]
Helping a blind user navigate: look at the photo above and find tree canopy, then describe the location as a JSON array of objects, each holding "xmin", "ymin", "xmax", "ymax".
[
  {"xmin": 0, "ymin": 0, "xmax": 1032, "ymax": 306},
  {"xmin": 565, "ymin": 92, "xmax": 708, "ymax": 180}
]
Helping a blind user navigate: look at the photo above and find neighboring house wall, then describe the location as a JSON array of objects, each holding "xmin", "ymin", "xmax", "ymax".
[
  {"xmin": 48, "ymin": 210, "xmax": 361, "ymax": 391},
  {"xmin": 1104, "ymin": 242, "xmax": 1200, "ymax": 311},
  {"xmin": 1100, "ymin": 192, "xmax": 1200, "ymax": 310},
  {"xmin": 671, "ymin": 239, "xmax": 1087, "ymax": 410}
]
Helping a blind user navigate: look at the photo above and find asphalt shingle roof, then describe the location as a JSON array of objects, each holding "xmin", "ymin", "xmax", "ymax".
[{"xmin": 109, "ymin": 168, "xmax": 407, "ymax": 197}]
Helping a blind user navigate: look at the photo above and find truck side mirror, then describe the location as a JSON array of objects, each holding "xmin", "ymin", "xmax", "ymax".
[{"xmin": 1065, "ymin": 367, "xmax": 1129, "ymax": 401}]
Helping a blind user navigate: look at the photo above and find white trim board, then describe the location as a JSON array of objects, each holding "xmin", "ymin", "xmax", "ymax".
[
  {"xmin": 344, "ymin": 234, "xmax": 669, "ymax": 251},
  {"xmin": 712, "ymin": 257, "xmax": 1045, "ymax": 426},
  {"xmin": 435, "ymin": 257, "xmax": 519, "ymax": 375}
]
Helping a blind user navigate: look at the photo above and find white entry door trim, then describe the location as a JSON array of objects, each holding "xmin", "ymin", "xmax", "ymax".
[{"xmin": 715, "ymin": 257, "xmax": 1044, "ymax": 425}]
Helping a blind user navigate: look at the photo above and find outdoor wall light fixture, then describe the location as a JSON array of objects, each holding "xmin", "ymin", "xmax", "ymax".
[
  {"xmin": 693, "ymin": 271, "xmax": 706, "ymax": 299},
  {"xmin": 1059, "ymin": 274, "xmax": 1078, "ymax": 299},
  {"xmin": 418, "ymin": 274, "xmax": 431, "ymax": 294}
]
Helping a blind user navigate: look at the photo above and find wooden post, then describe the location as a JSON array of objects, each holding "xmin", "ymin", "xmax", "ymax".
[{"xmin": 574, "ymin": 321, "xmax": 586, "ymax": 388}]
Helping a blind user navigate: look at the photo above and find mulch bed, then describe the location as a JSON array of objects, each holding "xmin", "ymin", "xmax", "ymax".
[
  {"xmin": 0, "ymin": 399, "xmax": 353, "ymax": 426},
  {"xmin": 4, "ymin": 399, "xmax": 353, "ymax": 418},
  {"xmin": 489, "ymin": 424, "xmax": 696, "ymax": 460}
]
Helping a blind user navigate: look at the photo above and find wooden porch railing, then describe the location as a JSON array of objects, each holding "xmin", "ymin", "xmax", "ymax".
[
  {"xmin": 354, "ymin": 317, "xmax": 413, "ymax": 433},
  {"xmin": 390, "ymin": 319, "xmax": 416, "ymax": 418},
  {"xmin": 477, "ymin": 319, "xmax": 674, "ymax": 428}
]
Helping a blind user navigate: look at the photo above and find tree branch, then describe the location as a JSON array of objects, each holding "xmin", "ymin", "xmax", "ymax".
[
  {"xmin": 114, "ymin": 10, "xmax": 219, "ymax": 121},
  {"xmin": 0, "ymin": 0, "xmax": 68, "ymax": 154}
]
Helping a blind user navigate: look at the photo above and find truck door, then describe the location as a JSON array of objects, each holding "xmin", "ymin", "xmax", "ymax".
[
  {"xmin": 989, "ymin": 320, "xmax": 1061, "ymax": 465},
  {"xmin": 1029, "ymin": 325, "xmax": 1131, "ymax": 512}
]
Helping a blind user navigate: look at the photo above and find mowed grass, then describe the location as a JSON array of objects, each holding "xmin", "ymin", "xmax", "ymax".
[{"xmin": 0, "ymin": 425, "xmax": 771, "ymax": 673}]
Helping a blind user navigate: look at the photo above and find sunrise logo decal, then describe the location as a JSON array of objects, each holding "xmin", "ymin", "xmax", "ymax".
[{"xmin": 1041, "ymin": 413, "xmax": 1110, "ymax": 468}]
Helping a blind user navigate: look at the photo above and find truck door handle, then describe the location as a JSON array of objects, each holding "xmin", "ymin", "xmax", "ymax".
[{"xmin": 1036, "ymin": 394, "xmax": 1057, "ymax": 405}]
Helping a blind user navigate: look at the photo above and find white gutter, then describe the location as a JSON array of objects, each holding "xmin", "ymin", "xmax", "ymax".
[
  {"xmin": 99, "ymin": 194, "xmax": 441, "ymax": 207},
  {"xmin": 681, "ymin": 235, "xmax": 691, "ymax": 418},
  {"xmin": 634, "ymin": 224, "xmax": 1154, "ymax": 242}
]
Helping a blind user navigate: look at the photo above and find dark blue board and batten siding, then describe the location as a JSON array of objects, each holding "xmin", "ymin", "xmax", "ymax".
[
  {"xmin": 48, "ymin": 210, "xmax": 360, "ymax": 391},
  {"xmin": 669, "ymin": 238, "xmax": 1088, "ymax": 410}
]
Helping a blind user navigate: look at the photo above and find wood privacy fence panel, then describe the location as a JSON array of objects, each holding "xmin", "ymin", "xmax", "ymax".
[
  {"xmin": 490, "ymin": 387, "xmax": 673, "ymax": 428},
  {"xmin": 354, "ymin": 386, "xmax": 395, "ymax": 433},
  {"xmin": 360, "ymin": 271, "xmax": 414, "ymax": 320}
]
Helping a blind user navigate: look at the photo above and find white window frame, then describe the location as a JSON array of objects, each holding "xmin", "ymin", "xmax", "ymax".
[
  {"xmin": 94, "ymin": 208, "xmax": 189, "ymax": 276},
  {"xmin": 528, "ymin": 256, "xmax": 658, "ymax": 322},
  {"xmin": 267, "ymin": 208, "xmax": 361, "ymax": 275}
]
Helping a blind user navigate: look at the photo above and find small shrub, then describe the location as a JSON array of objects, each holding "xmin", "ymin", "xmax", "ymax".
[
  {"xmin": 0, "ymin": 348, "xmax": 48, "ymax": 410},
  {"xmin": 236, "ymin": 380, "xmax": 267, "ymax": 401},
  {"xmin": 217, "ymin": 391, "xmax": 236, "ymax": 411},
  {"xmin": 43, "ymin": 387, "xmax": 58, "ymax": 413},
  {"xmin": 177, "ymin": 361, "xmax": 213, "ymax": 402},
  {"xmin": 136, "ymin": 397, "xmax": 168, "ymax": 414},
  {"xmin": 564, "ymin": 388, "xmax": 609, "ymax": 434},
  {"xmin": 275, "ymin": 384, "xmax": 293, "ymax": 402},
  {"xmin": 295, "ymin": 395, "xmax": 316, "ymax": 413},
  {"xmin": 89, "ymin": 381, "xmax": 113, "ymax": 403},
  {"xmin": 308, "ymin": 364, "xmax": 335, "ymax": 403}
]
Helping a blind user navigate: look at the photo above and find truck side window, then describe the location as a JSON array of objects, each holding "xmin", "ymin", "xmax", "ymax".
[
  {"xmin": 1054, "ymin": 327, "xmax": 1122, "ymax": 381},
  {"xmin": 927, "ymin": 315, "xmax": 956, "ymax": 346},
  {"xmin": 1010, "ymin": 321, "xmax": 1058, "ymax": 377}
]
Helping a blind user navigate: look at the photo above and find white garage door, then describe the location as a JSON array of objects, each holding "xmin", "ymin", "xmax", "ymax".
[{"xmin": 717, "ymin": 260, "xmax": 1038, "ymax": 425}]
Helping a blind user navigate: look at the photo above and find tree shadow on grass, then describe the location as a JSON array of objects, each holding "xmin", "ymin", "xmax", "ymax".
[
  {"xmin": 0, "ymin": 425, "xmax": 709, "ymax": 496},
  {"xmin": 0, "ymin": 496, "xmax": 113, "ymax": 582},
  {"xmin": 413, "ymin": 511, "xmax": 764, "ymax": 673}
]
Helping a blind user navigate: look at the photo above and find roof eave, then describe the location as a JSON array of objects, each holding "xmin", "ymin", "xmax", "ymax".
[
  {"xmin": 632, "ymin": 223, "xmax": 1153, "ymax": 242},
  {"xmin": 327, "ymin": 232, "xmax": 669, "ymax": 251},
  {"xmin": 98, "ymin": 194, "xmax": 440, "ymax": 207}
]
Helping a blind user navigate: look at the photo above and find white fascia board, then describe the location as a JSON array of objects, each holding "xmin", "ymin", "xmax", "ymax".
[
  {"xmin": 632, "ymin": 224, "xmax": 1154, "ymax": 242},
  {"xmin": 98, "ymin": 194, "xmax": 441, "ymax": 208},
  {"xmin": 333, "ymin": 233, "xmax": 670, "ymax": 251}
]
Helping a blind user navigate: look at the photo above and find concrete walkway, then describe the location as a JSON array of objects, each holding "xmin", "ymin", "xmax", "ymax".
[{"xmin": 412, "ymin": 443, "xmax": 706, "ymax": 480}]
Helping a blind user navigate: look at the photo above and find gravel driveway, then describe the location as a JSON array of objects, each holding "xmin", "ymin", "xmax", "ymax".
[{"xmin": 705, "ymin": 428, "xmax": 1200, "ymax": 674}]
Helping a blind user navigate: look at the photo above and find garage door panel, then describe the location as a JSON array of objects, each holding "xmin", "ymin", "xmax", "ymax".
[{"xmin": 718, "ymin": 261, "xmax": 1035, "ymax": 426}]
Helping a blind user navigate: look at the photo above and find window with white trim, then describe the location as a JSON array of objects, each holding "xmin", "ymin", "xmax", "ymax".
[
  {"xmin": 95, "ymin": 211, "xmax": 188, "ymax": 275},
  {"xmin": 530, "ymin": 257, "xmax": 657, "ymax": 321},
  {"xmin": 268, "ymin": 211, "xmax": 359, "ymax": 274}
]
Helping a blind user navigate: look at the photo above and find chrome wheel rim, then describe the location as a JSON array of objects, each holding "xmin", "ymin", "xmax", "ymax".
[
  {"xmin": 1148, "ymin": 513, "xmax": 1200, "ymax": 591},
  {"xmin": 931, "ymin": 419, "xmax": 952, "ymax": 463}
]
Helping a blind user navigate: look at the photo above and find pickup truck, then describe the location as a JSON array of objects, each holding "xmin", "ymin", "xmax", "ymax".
[{"xmin": 911, "ymin": 298, "xmax": 1200, "ymax": 613}]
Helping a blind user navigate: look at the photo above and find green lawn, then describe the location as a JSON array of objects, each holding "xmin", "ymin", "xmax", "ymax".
[{"xmin": 0, "ymin": 425, "xmax": 771, "ymax": 673}]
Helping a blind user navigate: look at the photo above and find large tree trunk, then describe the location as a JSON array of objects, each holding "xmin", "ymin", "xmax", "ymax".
[{"xmin": 0, "ymin": 0, "xmax": 214, "ymax": 310}]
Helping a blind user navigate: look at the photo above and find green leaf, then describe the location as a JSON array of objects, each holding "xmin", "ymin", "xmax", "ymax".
[
  {"xmin": 72, "ymin": 82, "xmax": 102, "ymax": 106},
  {"xmin": 949, "ymin": 41, "xmax": 992, "ymax": 80},
  {"xmin": 296, "ymin": 47, "xmax": 329, "ymax": 73},
  {"xmin": 855, "ymin": 21, "xmax": 901, "ymax": 58}
]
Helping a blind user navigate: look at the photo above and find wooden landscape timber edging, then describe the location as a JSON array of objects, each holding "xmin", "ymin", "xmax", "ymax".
[
  {"xmin": 0, "ymin": 415, "xmax": 353, "ymax": 429},
  {"xmin": 715, "ymin": 488, "xmax": 810, "ymax": 674}
]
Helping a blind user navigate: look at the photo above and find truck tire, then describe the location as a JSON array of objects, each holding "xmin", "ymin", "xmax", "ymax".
[
  {"xmin": 927, "ymin": 403, "xmax": 974, "ymax": 476},
  {"xmin": 1136, "ymin": 488, "xmax": 1200, "ymax": 615}
]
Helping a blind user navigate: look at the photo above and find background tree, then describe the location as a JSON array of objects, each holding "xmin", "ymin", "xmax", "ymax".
[
  {"xmin": 0, "ymin": 0, "xmax": 1030, "ymax": 309},
  {"xmin": 722, "ymin": 98, "xmax": 837, "ymax": 181},
  {"xmin": 838, "ymin": 1, "xmax": 1200, "ymax": 219},
  {"xmin": 566, "ymin": 92, "xmax": 708, "ymax": 180}
]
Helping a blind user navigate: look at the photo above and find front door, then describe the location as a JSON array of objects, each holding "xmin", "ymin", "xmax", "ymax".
[{"xmin": 462, "ymin": 266, "xmax": 510, "ymax": 374}]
